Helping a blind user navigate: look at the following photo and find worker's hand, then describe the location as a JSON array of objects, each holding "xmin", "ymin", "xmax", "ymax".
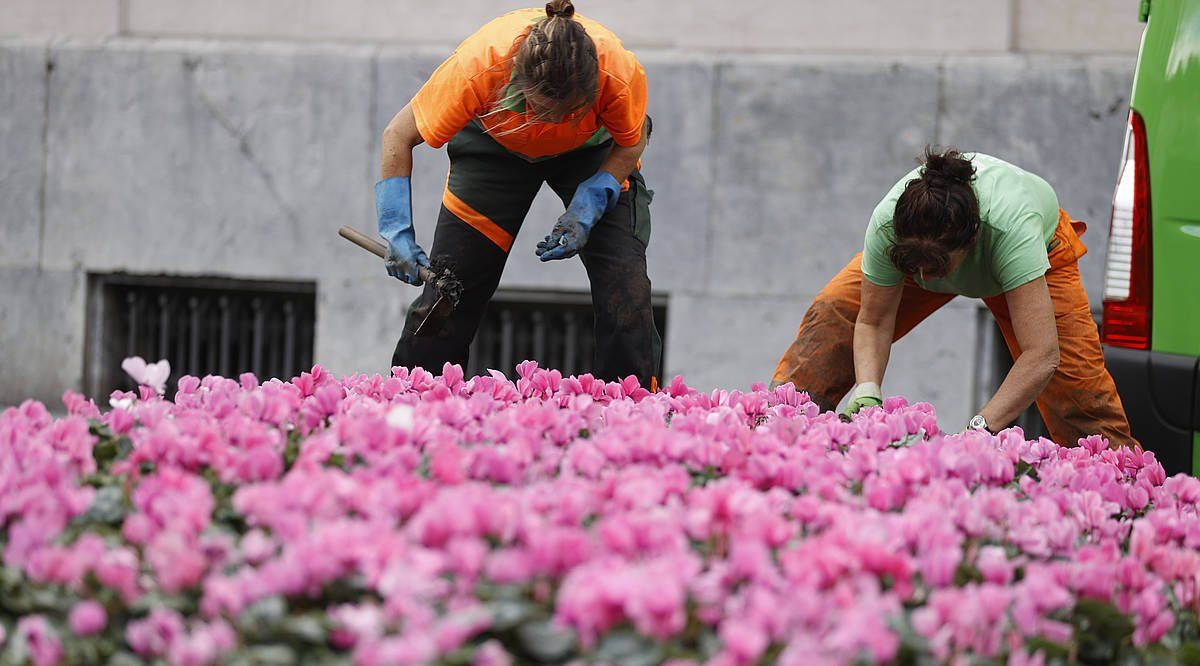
[
  {"xmin": 376, "ymin": 176, "xmax": 429, "ymax": 285},
  {"xmin": 838, "ymin": 382, "xmax": 883, "ymax": 421},
  {"xmin": 537, "ymin": 171, "xmax": 620, "ymax": 262}
]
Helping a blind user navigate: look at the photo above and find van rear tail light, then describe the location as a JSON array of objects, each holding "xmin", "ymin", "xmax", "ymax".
[{"xmin": 1102, "ymin": 110, "xmax": 1152, "ymax": 350}]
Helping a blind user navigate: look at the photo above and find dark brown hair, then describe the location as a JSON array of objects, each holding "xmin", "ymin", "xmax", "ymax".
[
  {"xmin": 504, "ymin": 1, "xmax": 598, "ymax": 123},
  {"xmin": 888, "ymin": 147, "xmax": 980, "ymax": 278}
]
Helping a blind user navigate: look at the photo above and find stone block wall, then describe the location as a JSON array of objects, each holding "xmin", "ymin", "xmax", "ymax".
[
  {"xmin": 0, "ymin": 36, "xmax": 1135, "ymax": 430},
  {"xmin": 3, "ymin": 1, "xmax": 1145, "ymax": 54}
]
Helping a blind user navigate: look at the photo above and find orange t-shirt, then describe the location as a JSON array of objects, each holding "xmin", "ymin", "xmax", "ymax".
[{"xmin": 410, "ymin": 8, "xmax": 647, "ymax": 160}]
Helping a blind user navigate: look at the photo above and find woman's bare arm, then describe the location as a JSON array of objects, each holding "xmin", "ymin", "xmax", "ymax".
[
  {"xmin": 380, "ymin": 104, "xmax": 425, "ymax": 180},
  {"xmin": 853, "ymin": 278, "xmax": 903, "ymax": 389},
  {"xmin": 978, "ymin": 276, "xmax": 1059, "ymax": 429}
]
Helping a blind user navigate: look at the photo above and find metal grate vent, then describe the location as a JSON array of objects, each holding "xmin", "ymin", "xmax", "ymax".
[
  {"xmin": 85, "ymin": 274, "xmax": 316, "ymax": 397},
  {"xmin": 467, "ymin": 289, "xmax": 667, "ymax": 380}
]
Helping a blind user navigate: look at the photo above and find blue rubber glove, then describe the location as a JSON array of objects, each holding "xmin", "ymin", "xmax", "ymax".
[
  {"xmin": 839, "ymin": 382, "xmax": 883, "ymax": 421},
  {"xmin": 376, "ymin": 177, "xmax": 429, "ymax": 285},
  {"xmin": 536, "ymin": 171, "xmax": 621, "ymax": 262}
]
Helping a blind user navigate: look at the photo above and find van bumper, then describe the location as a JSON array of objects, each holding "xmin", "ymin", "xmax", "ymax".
[{"xmin": 1104, "ymin": 346, "xmax": 1199, "ymax": 476}]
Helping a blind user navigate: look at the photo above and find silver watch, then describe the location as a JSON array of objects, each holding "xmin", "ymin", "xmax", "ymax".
[{"xmin": 968, "ymin": 414, "xmax": 989, "ymax": 432}]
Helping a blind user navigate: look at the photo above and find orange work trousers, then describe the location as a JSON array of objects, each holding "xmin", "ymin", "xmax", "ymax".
[{"xmin": 772, "ymin": 210, "xmax": 1136, "ymax": 447}]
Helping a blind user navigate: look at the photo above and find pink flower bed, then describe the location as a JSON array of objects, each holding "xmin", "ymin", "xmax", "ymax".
[{"xmin": 2, "ymin": 361, "xmax": 1200, "ymax": 665}]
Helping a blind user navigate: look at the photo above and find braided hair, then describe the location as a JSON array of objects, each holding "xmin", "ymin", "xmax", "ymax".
[
  {"xmin": 887, "ymin": 148, "xmax": 981, "ymax": 278},
  {"xmin": 503, "ymin": 0, "xmax": 599, "ymax": 124}
]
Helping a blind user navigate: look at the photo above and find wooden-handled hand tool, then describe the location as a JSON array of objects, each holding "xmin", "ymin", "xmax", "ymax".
[
  {"xmin": 338, "ymin": 225, "xmax": 437, "ymax": 285},
  {"xmin": 338, "ymin": 225, "xmax": 462, "ymax": 336}
]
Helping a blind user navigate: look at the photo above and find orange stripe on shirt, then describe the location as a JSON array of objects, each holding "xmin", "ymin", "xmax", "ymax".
[{"xmin": 442, "ymin": 188, "xmax": 514, "ymax": 252}]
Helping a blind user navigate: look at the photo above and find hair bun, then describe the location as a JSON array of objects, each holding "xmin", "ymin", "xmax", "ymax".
[
  {"xmin": 922, "ymin": 147, "xmax": 975, "ymax": 185},
  {"xmin": 545, "ymin": 0, "xmax": 576, "ymax": 18},
  {"xmin": 888, "ymin": 237, "xmax": 952, "ymax": 278}
]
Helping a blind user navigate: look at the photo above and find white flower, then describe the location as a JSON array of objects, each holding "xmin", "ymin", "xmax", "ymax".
[
  {"xmin": 121, "ymin": 356, "xmax": 171, "ymax": 394},
  {"xmin": 109, "ymin": 397, "xmax": 133, "ymax": 410},
  {"xmin": 386, "ymin": 404, "xmax": 415, "ymax": 431}
]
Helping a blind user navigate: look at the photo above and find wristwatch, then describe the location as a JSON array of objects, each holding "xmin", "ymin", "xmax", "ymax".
[{"xmin": 968, "ymin": 414, "xmax": 990, "ymax": 432}]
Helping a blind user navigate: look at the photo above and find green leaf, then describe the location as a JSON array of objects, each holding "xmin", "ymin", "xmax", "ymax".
[
  {"xmin": 1025, "ymin": 636, "xmax": 1071, "ymax": 660},
  {"xmin": 92, "ymin": 438, "xmax": 119, "ymax": 464},
  {"xmin": 1070, "ymin": 599, "xmax": 1135, "ymax": 664},
  {"xmin": 1179, "ymin": 643, "xmax": 1200, "ymax": 666},
  {"xmin": 242, "ymin": 645, "xmax": 298, "ymax": 665},
  {"xmin": 106, "ymin": 651, "xmax": 144, "ymax": 666},
  {"xmin": 130, "ymin": 591, "xmax": 192, "ymax": 615},
  {"xmin": 82, "ymin": 486, "xmax": 128, "ymax": 526},
  {"xmin": 515, "ymin": 620, "xmax": 575, "ymax": 663},
  {"xmin": 284, "ymin": 432, "xmax": 302, "ymax": 469},
  {"xmin": 1014, "ymin": 460, "xmax": 1040, "ymax": 484},
  {"xmin": 237, "ymin": 596, "xmax": 288, "ymax": 636},
  {"xmin": 280, "ymin": 614, "xmax": 328, "ymax": 645},
  {"xmin": 954, "ymin": 562, "xmax": 984, "ymax": 587},
  {"xmin": 889, "ymin": 612, "xmax": 935, "ymax": 666},
  {"xmin": 63, "ymin": 635, "xmax": 117, "ymax": 665},
  {"xmin": 88, "ymin": 419, "xmax": 114, "ymax": 439},
  {"xmin": 486, "ymin": 598, "xmax": 536, "ymax": 633},
  {"xmin": 593, "ymin": 629, "xmax": 662, "ymax": 666}
]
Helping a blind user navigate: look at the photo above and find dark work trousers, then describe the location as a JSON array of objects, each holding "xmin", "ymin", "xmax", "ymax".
[{"xmin": 392, "ymin": 121, "xmax": 662, "ymax": 387}]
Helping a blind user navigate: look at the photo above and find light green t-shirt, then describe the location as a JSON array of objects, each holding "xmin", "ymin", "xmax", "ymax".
[{"xmin": 861, "ymin": 153, "xmax": 1060, "ymax": 298}]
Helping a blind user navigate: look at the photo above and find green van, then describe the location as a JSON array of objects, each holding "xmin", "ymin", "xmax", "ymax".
[{"xmin": 1102, "ymin": 0, "xmax": 1200, "ymax": 475}]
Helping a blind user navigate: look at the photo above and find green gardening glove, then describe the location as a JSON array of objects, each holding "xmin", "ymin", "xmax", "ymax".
[{"xmin": 839, "ymin": 382, "xmax": 883, "ymax": 421}]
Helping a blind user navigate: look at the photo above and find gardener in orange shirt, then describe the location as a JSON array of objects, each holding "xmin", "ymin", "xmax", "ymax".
[
  {"xmin": 772, "ymin": 149, "xmax": 1135, "ymax": 447},
  {"xmin": 376, "ymin": 1, "xmax": 660, "ymax": 387}
]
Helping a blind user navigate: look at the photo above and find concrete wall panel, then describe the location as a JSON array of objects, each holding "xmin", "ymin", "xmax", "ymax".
[
  {"xmin": 9, "ymin": 0, "xmax": 1143, "ymax": 56},
  {"xmin": 675, "ymin": 0, "xmax": 1010, "ymax": 54},
  {"xmin": 42, "ymin": 40, "xmax": 375, "ymax": 283},
  {"xmin": 665, "ymin": 292, "xmax": 817, "ymax": 393},
  {"xmin": 315, "ymin": 276, "xmax": 407, "ymax": 377},
  {"xmin": 937, "ymin": 55, "xmax": 1135, "ymax": 302},
  {"xmin": 1017, "ymin": 0, "xmax": 1144, "ymax": 54},
  {"xmin": 0, "ymin": 39, "xmax": 1138, "ymax": 428},
  {"xmin": 0, "ymin": 42, "xmax": 47, "ymax": 267},
  {"xmin": 710, "ymin": 57, "xmax": 939, "ymax": 297},
  {"xmin": 886, "ymin": 301, "xmax": 979, "ymax": 429},
  {"xmin": 0, "ymin": 0, "xmax": 120, "ymax": 38},
  {"xmin": 126, "ymin": 0, "xmax": 535, "ymax": 46},
  {"xmin": 0, "ymin": 268, "xmax": 85, "ymax": 406},
  {"xmin": 123, "ymin": 0, "xmax": 1015, "ymax": 54},
  {"xmin": 639, "ymin": 56, "xmax": 717, "ymax": 294}
]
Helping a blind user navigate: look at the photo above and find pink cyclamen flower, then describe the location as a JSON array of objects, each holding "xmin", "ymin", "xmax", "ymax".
[
  {"xmin": 17, "ymin": 615, "xmax": 62, "ymax": 666},
  {"xmin": 472, "ymin": 640, "xmax": 513, "ymax": 666},
  {"xmin": 122, "ymin": 356, "xmax": 171, "ymax": 394},
  {"xmin": 127, "ymin": 608, "xmax": 186, "ymax": 658},
  {"xmin": 95, "ymin": 547, "xmax": 141, "ymax": 603},
  {"xmin": 977, "ymin": 546, "xmax": 1014, "ymax": 585},
  {"xmin": 719, "ymin": 618, "xmax": 770, "ymax": 664},
  {"xmin": 69, "ymin": 600, "xmax": 108, "ymax": 635},
  {"xmin": 6, "ymin": 363, "xmax": 1200, "ymax": 664},
  {"xmin": 166, "ymin": 620, "xmax": 236, "ymax": 666}
]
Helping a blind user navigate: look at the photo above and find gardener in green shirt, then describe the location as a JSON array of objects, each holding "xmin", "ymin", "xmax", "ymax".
[{"xmin": 772, "ymin": 149, "xmax": 1136, "ymax": 446}]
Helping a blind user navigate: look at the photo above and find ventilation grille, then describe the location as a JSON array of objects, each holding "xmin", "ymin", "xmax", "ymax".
[
  {"xmin": 86, "ymin": 274, "xmax": 316, "ymax": 396},
  {"xmin": 467, "ymin": 289, "xmax": 667, "ymax": 380}
]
